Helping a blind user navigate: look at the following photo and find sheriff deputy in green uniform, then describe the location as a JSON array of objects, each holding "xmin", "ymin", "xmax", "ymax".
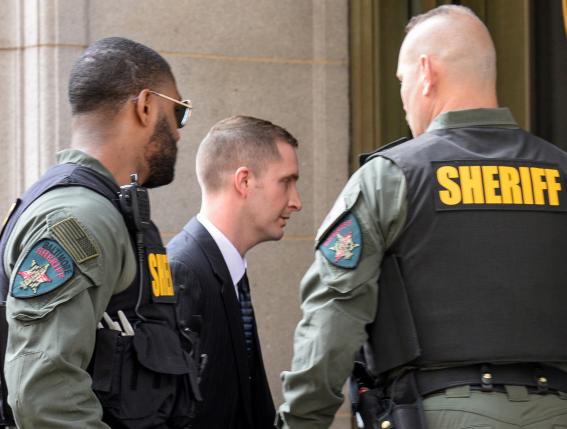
[
  {"xmin": 278, "ymin": 5, "xmax": 567, "ymax": 429},
  {"xmin": 0, "ymin": 38, "xmax": 197, "ymax": 428}
]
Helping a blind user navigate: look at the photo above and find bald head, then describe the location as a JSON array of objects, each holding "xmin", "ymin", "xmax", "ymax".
[
  {"xmin": 397, "ymin": 5, "xmax": 498, "ymax": 136},
  {"xmin": 404, "ymin": 6, "xmax": 496, "ymax": 87}
]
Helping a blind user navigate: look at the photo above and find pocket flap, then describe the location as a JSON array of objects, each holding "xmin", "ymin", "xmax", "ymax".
[{"xmin": 133, "ymin": 323, "xmax": 189, "ymax": 375}]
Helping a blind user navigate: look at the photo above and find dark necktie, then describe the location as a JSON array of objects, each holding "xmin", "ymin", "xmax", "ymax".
[{"xmin": 238, "ymin": 272, "xmax": 255, "ymax": 356}]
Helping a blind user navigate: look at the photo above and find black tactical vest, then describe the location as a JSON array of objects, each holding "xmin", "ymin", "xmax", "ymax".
[
  {"xmin": 0, "ymin": 163, "xmax": 196, "ymax": 427},
  {"xmin": 368, "ymin": 127, "xmax": 567, "ymax": 376}
]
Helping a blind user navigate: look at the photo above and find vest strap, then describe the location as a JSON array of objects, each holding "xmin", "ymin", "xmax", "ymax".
[{"xmin": 0, "ymin": 305, "xmax": 14, "ymax": 426}]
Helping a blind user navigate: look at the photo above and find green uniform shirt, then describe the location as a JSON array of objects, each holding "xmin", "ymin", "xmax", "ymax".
[
  {"xmin": 3, "ymin": 149, "xmax": 136, "ymax": 428},
  {"xmin": 278, "ymin": 108, "xmax": 523, "ymax": 429}
]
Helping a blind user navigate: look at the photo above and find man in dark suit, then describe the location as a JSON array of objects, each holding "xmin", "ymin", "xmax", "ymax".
[{"xmin": 167, "ymin": 115, "xmax": 302, "ymax": 428}]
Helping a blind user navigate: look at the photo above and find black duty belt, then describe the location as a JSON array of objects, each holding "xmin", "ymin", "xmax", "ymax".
[
  {"xmin": 414, "ymin": 364, "xmax": 567, "ymax": 397},
  {"xmin": 356, "ymin": 365, "xmax": 567, "ymax": 429}
]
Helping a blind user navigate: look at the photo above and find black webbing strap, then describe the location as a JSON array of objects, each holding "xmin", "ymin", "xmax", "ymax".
[
  {"xmin": 0, "ymin": 305, "xmax": 14, "ymax": 426},
  {"xmin": 414, "ymin": 364, "xmax": 567, "ymax": 397},
  {"xmin": 0, "ymin": 163, "xmax": 121, "ymax": 427}
]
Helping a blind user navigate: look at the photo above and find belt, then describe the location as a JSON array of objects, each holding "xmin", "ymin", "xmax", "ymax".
[{"xmin": 414, "ymin": 364, "xmax": 567, "ymax": 397}]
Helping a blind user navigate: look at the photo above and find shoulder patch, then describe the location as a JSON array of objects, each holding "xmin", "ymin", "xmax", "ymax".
[
  {"xmin": 318, "ymin": 213, "xmax": 362, "ymax": 269},
  {"xmin": 51, "ymin": 218, "xmax": 99, "ymax": 263},
  {"xmin": 12, "ymin": 239, "xmax": 75, "ymax": 298}
]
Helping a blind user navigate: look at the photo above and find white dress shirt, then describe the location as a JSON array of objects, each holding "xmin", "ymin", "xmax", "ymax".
[{"xmin": 197, "ymin": 213, "xmax": 246, "ymax": 298}]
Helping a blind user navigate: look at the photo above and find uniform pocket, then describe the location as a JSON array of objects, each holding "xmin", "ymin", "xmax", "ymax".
[
  {"xmin": 90, "ymin": 323, "xmax": 191, "ymax": 422},
  {"xmin": 132, "ymin": 322, "xmax": 189, "ymax": 374},
  {"xmin": 91, "ymin": 329, "xmax": 157, "ymax": 420}
]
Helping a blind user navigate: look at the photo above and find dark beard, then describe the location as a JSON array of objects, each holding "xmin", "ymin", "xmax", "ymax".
[{"xmin": 143, "ymin": 115, "xmax": 178, "ymax": 188}]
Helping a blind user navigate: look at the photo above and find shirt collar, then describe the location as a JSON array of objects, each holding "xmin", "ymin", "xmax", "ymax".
[
  {"xmin": 197, "ymin": 213, "xmax": 246, "ymax": 286},
  {"xmin": 56, "ymin": 149, "xmax": 118, "ymax": 185},
  {"xmin": 427, "ymin": 108, "xmax": 519, "ymax": 133}
]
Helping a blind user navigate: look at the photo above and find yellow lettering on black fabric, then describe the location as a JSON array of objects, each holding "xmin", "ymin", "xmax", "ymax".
[
  {"xmin": 148, "ymin": 253, "xmax": 160, "ymax": 297},
  {"xmin": 433, "ymin": 161, "xmax": 566, "ymax": 211},
  {"xmin": 157, "ymin": 254, "xmax": 174, "ymax": 297},
  {"xmin": 519, "ymin": 167, "xmax": 534, "ymax": 204},
  {"xmin": 546, "ymin": 169, "xmax": 562, "ymax": 206},
  {"xmin": 531, "ymin": 167, "xmax": 547, "ymax": 205},
  {"xmin": 482, "ymin": 165, "xmax": 501, "ymax": 204},
  {"xmin": 437, "ymin": 166, "xmax": 461, "ymax": 205},
  {"xmin": 148, "ymin": 253, "xmax": 175, "ymax": 298},
  {"xmin": 459, "ymin": 165, "xmax": 484, "ymax": 204},
  {"xmin": 498, "ymin": 166, "xmax": 522, "ymax": 204}
]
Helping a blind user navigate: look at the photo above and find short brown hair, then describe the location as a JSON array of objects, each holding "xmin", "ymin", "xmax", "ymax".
[{"xmin": 196, "ymin": 115, "xmax": 298, "ymax": 193}]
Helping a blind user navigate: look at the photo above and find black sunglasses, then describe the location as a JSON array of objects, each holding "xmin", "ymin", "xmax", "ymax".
[{"xmin": 148, "ymin": 90, "xmax": 193, "ymax": 128}]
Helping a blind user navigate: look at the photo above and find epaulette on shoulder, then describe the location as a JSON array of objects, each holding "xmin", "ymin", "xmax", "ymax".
[{"xmin": 358, "ymin": 137, "xmax": 410, "ymax": 167}]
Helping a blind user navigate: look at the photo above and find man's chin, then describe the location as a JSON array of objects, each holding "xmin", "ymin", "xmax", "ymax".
[
  {"xmin": 272, "ymin": 228, "xmax": 285, "ymax": 241},
  {"xmin": 143, "ymin": 171, "xmax": 175, "ymax": 188}
]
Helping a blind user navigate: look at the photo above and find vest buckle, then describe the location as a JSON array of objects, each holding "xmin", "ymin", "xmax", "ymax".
[
  {"xmin": 537, "ymin": 375, "xmax": 549, "ymax": 393},
  {"xmin": 480, "ymin": 366, "xmax": 493, "ymax": 392}
]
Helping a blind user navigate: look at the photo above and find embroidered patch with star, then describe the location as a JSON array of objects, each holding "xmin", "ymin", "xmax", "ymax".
[
  {"xmin": 318, "ymin": 213, "xmax": 362, "ymax": 268},
  {"xmin": 12, "ymin": 239, "xmax": 74, "ymax": 298}
]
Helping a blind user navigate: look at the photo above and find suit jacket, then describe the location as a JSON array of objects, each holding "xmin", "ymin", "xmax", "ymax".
[{"xmin": 167, "ymin": 217, "xmax": 275, "ymax": 429}]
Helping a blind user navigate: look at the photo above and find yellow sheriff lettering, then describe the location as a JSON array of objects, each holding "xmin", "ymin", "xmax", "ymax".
[
  {"xmin": 498, "ymin": 166, "xmax": 522, "ymax": 204},
  {"xmin": 531, "ymin": 167, "xmax": 547, "ymax": 205},
  {"xmin": 546, "ymin": 168, "xmax": 562, "ymax": 205},
  {"xmin": 148, "ymin": 253, "xmax": 175, "ymax": 297},
  {"xmin": 459, "ymin": 165, "xmax": 484, "ymax": 204},
  {"xmin": 159, "ymin": 254, "xmax": 174, "ymax": 297},
  {"xmin": 519, "ymin": 167, "xmax": 534, "ymax": 204},
  {"xmin": 437, "ymin": 164, "xmax": 563, "ymax": 207},
  {"xmin": 437, "ymin": 166, "xmax": 461, "ymax": 205},
  {"xmin": 148, "ymin": 253, "xmax": 160, "ymax": 296},
  {"xmin": 482, "ymin": 165, "xmax": 501, "ymax": 204}
]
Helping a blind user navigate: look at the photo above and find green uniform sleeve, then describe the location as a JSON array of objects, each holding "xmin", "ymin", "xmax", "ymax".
[
  {"xmin": 3, "ymin": 187, "xmax": 136, "ymax": 429},
  {"xmin": 278, "ymin": 156, "xmax": 407, "ymax": 429}
]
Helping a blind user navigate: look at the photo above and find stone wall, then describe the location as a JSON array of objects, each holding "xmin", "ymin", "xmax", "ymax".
[{"xmin": 0, "ymin": 1, "xmax": 351, "ymax": 427}]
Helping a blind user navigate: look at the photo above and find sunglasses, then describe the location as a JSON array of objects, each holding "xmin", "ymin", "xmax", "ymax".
[{"xmin": 147, "ymin": 90, "xmax": 193, "ymax": 128}]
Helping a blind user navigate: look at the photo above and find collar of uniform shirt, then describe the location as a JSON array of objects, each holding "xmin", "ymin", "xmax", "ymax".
[
  {"xmin": 56, "ymin": 149, "xmax": 118, "ymax": 185},
  {"xmin": 197, "ymin": 212, "xmax": 247, "ymax": 299},
  {"xmin": 427, "ymin": 107, "xmax": 519, "ymax": 132}
]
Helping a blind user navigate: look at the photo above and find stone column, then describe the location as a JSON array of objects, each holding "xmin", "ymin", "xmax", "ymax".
[
  {"xmin": 1, "ymin": 1, "xmax": 351, "ymax": 427},
  {"xmin": 0, "ymin": 0, "xmax": 88, "ymax": 215}
]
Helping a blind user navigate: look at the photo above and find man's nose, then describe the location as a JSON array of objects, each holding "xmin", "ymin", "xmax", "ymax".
[{"xmin": 289, "ymin": 187, "xmax": 302, "ymax": 212}]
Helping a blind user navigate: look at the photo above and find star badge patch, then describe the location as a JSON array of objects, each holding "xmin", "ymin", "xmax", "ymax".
[
  {"xmin": 319, "ymin": 213, "xmax": 362, "ymax": 268},
  {"xmin": 12, "ymin": 239, "xmax": 74, "ymax": 298}
]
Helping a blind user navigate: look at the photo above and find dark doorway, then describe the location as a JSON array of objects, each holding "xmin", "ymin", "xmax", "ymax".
[{"xmin": 532, "ymin": 1, "xmax": 567, "ymax": 150}]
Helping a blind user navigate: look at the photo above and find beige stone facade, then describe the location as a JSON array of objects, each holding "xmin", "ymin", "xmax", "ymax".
[{"xmin": 0, "ymin": 1, "xmax": 351, "ymax": 427}]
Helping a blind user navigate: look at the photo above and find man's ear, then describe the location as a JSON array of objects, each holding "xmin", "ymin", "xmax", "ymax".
[
  {"xmin": 419, "ymin": 54, "xmax": 435, "ymax": 96},
  {"xmin": 133, "ymin": 89, "xmax": 152, "ymax": 126},
  {"xmin": 234, "ymin": 166, "xmax": 251, "ymax": 197}
]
